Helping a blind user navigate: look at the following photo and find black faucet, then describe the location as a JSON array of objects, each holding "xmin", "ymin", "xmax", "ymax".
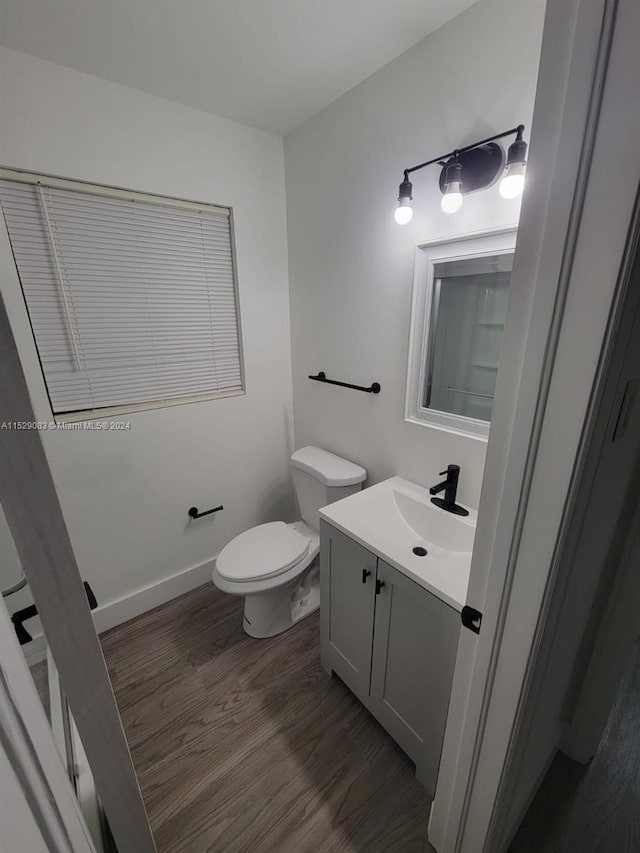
[{"xmin": 429, "ymin": 464, "xmax": 469, "ymax": 517}]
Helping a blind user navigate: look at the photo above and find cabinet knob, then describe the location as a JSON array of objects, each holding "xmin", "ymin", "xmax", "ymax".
[
  {"xmin": 362, "ymin": 569, "xmax": 371, "ymax": 583},
  {"xmin": 376, "ymin": 579, "xmax": 386, "ymax": 595}
]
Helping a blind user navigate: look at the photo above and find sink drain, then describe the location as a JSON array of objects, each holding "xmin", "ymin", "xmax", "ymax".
[{"xmin": 412, "ymin": 546, "xmax": 428, "ymax": 557}]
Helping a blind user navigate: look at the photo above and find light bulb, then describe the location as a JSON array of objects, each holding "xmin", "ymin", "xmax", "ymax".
[
  {"xmin": 440, "ymin": 158, "xmax": 463, "ymax": 214},
  {"xmin": 394, "ymin": 203, "xmax": 413, "ymax": 225},
  {"xmin": 441, "ymin": 183, "xmax": 463, "ymax": 214},
  {"xmin": 501, "ymin": 129, "xmax": 527, "ymax": 199},
  {"xmin": 394, "ymin": 178, "xmax": 413, "ymax": 225},
  {"xmin": 499, "ymin": 162, "xmax": 525, "ymax": 199},
  {"xmin": 499, "ymin": 174, "xmax": 525, "ymax": 199}
]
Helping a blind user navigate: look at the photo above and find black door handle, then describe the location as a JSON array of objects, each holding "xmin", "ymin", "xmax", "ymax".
[
  {"xmin": 376, "ymin": 579, "xmax": 385, "ymax": 595},
  {"xmin": 362, "ymin": 569, "xmax": 371, "ymax": 583}
]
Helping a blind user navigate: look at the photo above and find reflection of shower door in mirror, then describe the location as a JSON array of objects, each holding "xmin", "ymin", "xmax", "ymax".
[
  {"xmin": 427, "ymin": 266, "xmax": 510, "ymax": 422},
  {"xmin": 0, "ymin": 289, "xmax": 156, "ymax": 853}
]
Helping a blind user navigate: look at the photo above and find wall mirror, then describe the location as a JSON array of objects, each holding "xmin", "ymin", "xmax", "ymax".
[{"xmin": 405, "ymin": 229, "xmax": 516, "ymax": 439}]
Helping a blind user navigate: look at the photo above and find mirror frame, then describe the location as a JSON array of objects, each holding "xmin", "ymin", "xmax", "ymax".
[{"xmin": 404, "ymin": 227, "xmax": 517, "ymax": 440}]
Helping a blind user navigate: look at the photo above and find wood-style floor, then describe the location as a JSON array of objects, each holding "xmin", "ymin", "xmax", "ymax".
[
  {"xmin": 100, "ymin": 584, "xmax": 434, "ymax": 853},
  {"xmin": 509, "ymin": 643, "xmax": 640, "ymax": 853}
]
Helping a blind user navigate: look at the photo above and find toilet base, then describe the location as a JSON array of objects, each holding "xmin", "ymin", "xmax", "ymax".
[{"xmin": 242, "ymin": 564, "xmax": 320, "ymax": 639}]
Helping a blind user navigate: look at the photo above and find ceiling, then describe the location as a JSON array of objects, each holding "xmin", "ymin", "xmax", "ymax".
[{"xmin": 0, "ymin": 0, "xmax": 479, "ymax": 135}]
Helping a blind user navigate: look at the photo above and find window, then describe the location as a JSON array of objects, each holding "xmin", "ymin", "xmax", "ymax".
[
  {"xmin": 405, "ymin": 230, "xmax": 516, "ymax": 439},
  {"xmin": 0, "ymin": 170, "xmax": 244, "ymax": 420}
]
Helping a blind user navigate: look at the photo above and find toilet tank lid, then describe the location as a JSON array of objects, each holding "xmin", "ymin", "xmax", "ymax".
[{"xmin": 290, "ymin": 446, "xmax": 366, "ymax": 487}]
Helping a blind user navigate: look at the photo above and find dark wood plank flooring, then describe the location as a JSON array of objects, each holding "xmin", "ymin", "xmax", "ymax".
[
  {"xmin": 101, "ymin": 584, "xmax": 433, "ymax": 853},
  {"xmin": 509, "ymin": 643, "xmax": 640, "ymax": 853}
]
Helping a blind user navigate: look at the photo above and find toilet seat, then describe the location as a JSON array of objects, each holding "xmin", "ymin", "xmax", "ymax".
[{"xmin": 216, "ymin": 521, "xmax": 310, "ymax": 583}]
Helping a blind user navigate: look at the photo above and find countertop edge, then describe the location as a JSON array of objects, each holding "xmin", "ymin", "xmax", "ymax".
[{"xmin": 319, "ymin": 513, "xmax": 464, "ymax": 613}]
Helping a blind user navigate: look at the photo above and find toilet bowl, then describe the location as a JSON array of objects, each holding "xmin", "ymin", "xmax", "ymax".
[{"xmin": 213, "ymin": 446, "xmax": 366, "ymax": 638}]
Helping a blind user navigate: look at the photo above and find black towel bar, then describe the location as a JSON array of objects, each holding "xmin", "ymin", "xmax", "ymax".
[{"xmin": 308, "ymin": 371, "xmax": 381, "ymax": 394}]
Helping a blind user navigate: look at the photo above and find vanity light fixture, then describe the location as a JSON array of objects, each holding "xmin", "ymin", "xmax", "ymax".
[{"xmin": 394, "ymin": 124, "xmax": 527, "ymax": 223}]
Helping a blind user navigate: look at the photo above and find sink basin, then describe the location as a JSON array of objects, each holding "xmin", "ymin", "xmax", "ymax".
[
  {"xmin": 318, "ymin": 476, "xmax": 477, "ymax": 610},
  {"xmin": 392, "ymin": 490, "xmax": 475, "ymax": 553}
]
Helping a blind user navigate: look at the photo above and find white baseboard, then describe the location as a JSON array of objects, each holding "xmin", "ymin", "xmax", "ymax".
[
  {"xmin": 15, "ymin": 557, "xmax": 216, "ymax": 657},
  {"xmin": 92, "ymin": 556, "xmax": 217, "ymax": 636}
]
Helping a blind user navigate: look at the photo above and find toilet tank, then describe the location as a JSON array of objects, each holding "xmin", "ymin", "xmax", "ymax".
[{"xmin": 291, "ymin": 446, "xmax": 366, "ymax": 531}]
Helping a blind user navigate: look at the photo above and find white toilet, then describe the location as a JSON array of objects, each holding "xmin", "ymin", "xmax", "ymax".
[{"xmin": 213, "ymin": 446, "xmax": 366, "ymax": 638}]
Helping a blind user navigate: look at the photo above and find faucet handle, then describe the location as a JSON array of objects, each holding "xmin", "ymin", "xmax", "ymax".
[{"xmin": 440, "ymin": 464, "xmax": 460, "ymax": 477}]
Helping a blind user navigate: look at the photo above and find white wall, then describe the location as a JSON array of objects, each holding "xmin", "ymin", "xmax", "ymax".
[
  {"xmin": 284, "ymin": 0, "xmax": 546, "ymax": 508},
  {"xmin": 0, "ymin": 47, "xmax": 294, "ymax": 617}
]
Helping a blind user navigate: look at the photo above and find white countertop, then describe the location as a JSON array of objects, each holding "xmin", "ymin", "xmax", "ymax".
[{"xmin": 319, "ymin": 476, "xmax": 477, "ymax": 611}]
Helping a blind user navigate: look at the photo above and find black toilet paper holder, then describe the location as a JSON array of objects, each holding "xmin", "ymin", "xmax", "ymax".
[{"xmin": 188, "ymin": 505, "xmax": 224, "ymax": 520}]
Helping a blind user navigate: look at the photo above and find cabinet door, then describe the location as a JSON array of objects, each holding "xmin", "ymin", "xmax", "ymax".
[
  {"xmin": 320, "ymin": 522, "xmax": 377, "ymax": 699},
  {"xmin": 369, "ymin": 560, "xmax": 459, "ymax": 795}
]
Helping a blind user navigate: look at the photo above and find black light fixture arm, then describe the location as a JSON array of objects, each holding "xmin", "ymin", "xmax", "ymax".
[{"xmin": 403, "ymin": 125, "xmax": 524, "ymax": 179}]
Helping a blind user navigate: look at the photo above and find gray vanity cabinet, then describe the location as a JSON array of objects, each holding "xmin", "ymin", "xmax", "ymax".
[
  {"xmin": 320, "ymin": 521, "xmax": 460, "ymax": 795},
  {"xmin": 319, "ymin": 523, "xmax": 377, "ymax": 699},
  {"xmin": 369, "ymin": 558, "xmax": 459, "ymax": 791}
]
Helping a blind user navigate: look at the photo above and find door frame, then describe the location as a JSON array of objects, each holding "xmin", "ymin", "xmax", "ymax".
[
  {"xmin": 0, "ymin": 288, "xmax": 156, "ymax": 852},
  {"xmin": 562, "ymin": 480, "xmax": 640, "ymax": 764},
  {"xmin": 429, "ymin": 0, "xmax": 640, "ymax": 850},
  {"xmin": 0, "ymin": 592, "xmax": 96, "ymax": 853},
  {"xmin": 488, "ymin": 195, "xmax": 640, "ymax": 849}
]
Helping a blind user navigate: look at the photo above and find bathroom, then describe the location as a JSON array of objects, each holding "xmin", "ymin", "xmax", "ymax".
[{"xmin": 2, "ymin": 0, "xmax": 639, "ymax": 851}]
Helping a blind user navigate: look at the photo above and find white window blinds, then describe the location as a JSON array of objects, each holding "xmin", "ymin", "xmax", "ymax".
[{"xmin": 0, "ymin": 177, "xmax": 243, "ymax": 415}]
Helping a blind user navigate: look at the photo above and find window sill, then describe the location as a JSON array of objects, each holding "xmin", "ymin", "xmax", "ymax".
[
  {"xmin": 55, "ymin": 388, "xmax": 245, "ymax": 424},
  {"xmin": 405, "ymin": 411, "xmax": 489, "ymax": 442}
]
